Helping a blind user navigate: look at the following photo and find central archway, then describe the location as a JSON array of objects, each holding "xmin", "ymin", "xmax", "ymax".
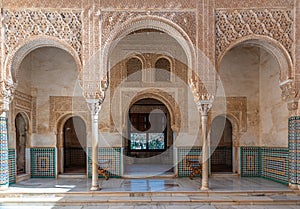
[{"xmin": 124, "ymin": 98, "xmax": 174, "ymax": 177}]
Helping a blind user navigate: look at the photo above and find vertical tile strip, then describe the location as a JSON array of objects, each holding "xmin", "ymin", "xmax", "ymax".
[
  {"xmin": 8, "ymin": 149, "xmax": 16, "ymax": 184},
  {"xmin": 289, "ymin": 116, "xmax": 300, "ymax": 186},
  {"xmin": 0, "ymin": 117, "xmax": 9, "ymax": 187}
]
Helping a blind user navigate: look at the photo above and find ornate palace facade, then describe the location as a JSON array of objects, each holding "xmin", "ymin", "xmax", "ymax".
[{"xmin": 0, "ymin": 0, "xmax": 299, "ymax": 191}]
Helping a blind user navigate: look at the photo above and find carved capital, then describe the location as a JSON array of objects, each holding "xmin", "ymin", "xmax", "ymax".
[
  {"xmin": 287, "ymin": 101, "xmax": 298, "ymax": 115},
  {"xmin": 189, "ymin": 78, "xmax": 215, "ymax": 101},
  {"xmin": 0, "ymin": 80, "xmax": 16, "ymax": 112},
  {"xmin": 83, "ymin": 78, "xmax": 108, "ymax": 103},
  {"xmin": 87, "ymin": 99, "xmax": 102, "ymax": 117},
  {"xmin": 280, "ymin": 80, "xmax": 299, "ymax": 102},
  {"xmin": 196, "ymin": 100, "xmax": 213, "ymax": 116}
]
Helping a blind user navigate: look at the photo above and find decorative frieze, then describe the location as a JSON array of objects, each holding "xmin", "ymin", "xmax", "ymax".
[
  {"xmin": 49, "ymin": 96, "xmax": 89, "ymax": 132},
  {"xmin": 3, "ymin": 9, "xmax": 82, "ymax": 59},
  {"xmin": 215, "ymin": 9, "xmax": 294, "ymax": 61},
  {"xmin": 101, "ymin": 11, "xmax": 196, "ymax": 46}
]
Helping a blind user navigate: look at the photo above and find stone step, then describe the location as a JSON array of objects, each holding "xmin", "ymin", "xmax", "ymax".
[{"xmin": 0, "ymin": 190, "xmax": 299, "ymax": 206}]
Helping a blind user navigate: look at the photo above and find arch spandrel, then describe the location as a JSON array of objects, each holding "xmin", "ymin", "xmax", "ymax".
[
  {"xmin": 101, "ymin": 15, "xmax": 197, "ymax": 80},
  {"xmin": 216, "ymin": 8, "xmax": 294, "ymax": 83},
  {"xmin": 4, "ymin": 36, "xmax": 82, "ymax": 84}
]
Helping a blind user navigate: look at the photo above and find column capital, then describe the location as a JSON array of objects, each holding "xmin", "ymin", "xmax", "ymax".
[
  {"xmin": 280, "ymin": 80, "xmax": 299, "ymax": 115},
  {"xmin": 86, "ymin": 98, "xmax": 104, "ymax": 116},
  {"xmin": 280, "ymin": 79, "xmax": 299, "ymax": 102},
  {"xmin": 196, "ymin": 96, "xmax": 214, "ymax": 116},
  {"xmin": 0, "ymin": 80, "xmax": 15, "ymax": 113}
]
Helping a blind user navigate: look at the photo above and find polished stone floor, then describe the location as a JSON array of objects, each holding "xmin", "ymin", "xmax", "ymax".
[
  {"xmin": 1, "ymin": 177, "xmax": 299, "ymax": 209},
  {"xmin": 2, "ymin": 176, "xmax": 292, "ymax": 193}
]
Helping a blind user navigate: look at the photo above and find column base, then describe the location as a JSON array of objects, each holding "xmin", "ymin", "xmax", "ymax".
[
  {"xmin": 201, "ymin": 185, "xmax": 209, "ymax": 190},
  {"xmin": 90, "ymin": 185, "xmax": 101, "ymax": 191}
]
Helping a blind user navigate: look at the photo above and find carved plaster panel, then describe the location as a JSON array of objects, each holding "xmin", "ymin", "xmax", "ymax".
[
  {"xmin": 11, "ymin": 90, "xmax": 33, "ymax": 132},
  {"xmin": 2, "ymin": 0, "xmax": 82, "ymax": 9},
  {"xmin": 49, "ymin": 96, "xmax": 89, "ymax": 132},
  {"xmin": 100, "ymin": 0, "xmax": 196, "ymax": 9},
  {"xmin": 215, "ymin": 0, "xmax": 294, "ymax": 8},
  {"xmin": 215, "ymin": 9, "xmax": 294, "ymax": 61},
  {"xmin": 101, "ymin": 11, "xmax": 196, "ymax": 45},
  {"xmin": 3, "ymin": 9, "xmax": 82, "ymax": 59},
  {"xmin": 211, "ymin": 97, "xmax": 247, "ymax": 132}
]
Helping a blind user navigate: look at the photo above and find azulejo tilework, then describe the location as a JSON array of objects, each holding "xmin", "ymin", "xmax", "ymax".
[
  {"xmin": 177, "ymin": 147, "xmax": 202, "ymax": 177},
  {"xmin": 30, "ymin": 148, "xmax": 56, "ymax": 178},
  {"xmin": 8, "ymin": 149, "xmax": 16, "ymax": 184},
  {"xmin": 289, "ymin": 116, "xmax": 300, "ymax": 186},
  {"xmin": 0, "ymin": 117, "xmax": 9, "ymax": 186},
  {"xmin": 241, "ymin": 146, "xmax": 289, "ymax": 185},
  {"xmin": 88, "ymin": 147, "xmax": 122, "ymax": 178},
  {"xmin": 241, "ymin": 147, "xmax": 261, "ymax": 177},
  {"xmin": 261, "ymin": 147, "xmax": 289, "ymax": 185}
]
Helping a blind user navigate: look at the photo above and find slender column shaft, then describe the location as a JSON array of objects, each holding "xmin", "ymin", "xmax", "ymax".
[
  {"xmin": 88, "ymin": 100, "xmax": 101, "ymax": 191},
  {"xmin": 91, "ymin": 112, "xmax": 99, "ymax": 190},
  {"xmin": 0, "ymin": 112, "xmax": 9, "ymax": 190},
  {"xmin": 201, "ymin": 113, "xmax": 209, "ymax": 190}
]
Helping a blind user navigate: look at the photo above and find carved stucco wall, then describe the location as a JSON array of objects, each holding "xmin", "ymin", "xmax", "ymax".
[
  {"xmin": 215, "ymin": 8, "xmax": 294, "ymax": 81},
  {"xmin": 3, "ymin": 8, "xmax": 83, "ymax": 82},
  {"xmin": 49, "ymin": 96, "xmax": 89, "ymax": 133},
  {"xmin": 0, "ymin": 0, "xmax": 297, "ymax": 149},
  {"xmin": 8, "ymin": 90, "xmax": 34, "ymax": 148}
]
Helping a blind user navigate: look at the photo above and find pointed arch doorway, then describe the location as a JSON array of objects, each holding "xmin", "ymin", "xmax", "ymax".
[
  {"xmin": 210, "ymin": 116, "xmax": 233, "ymax": 173},
  {"xmin": 124, "ymin": 98, "xmax": 174, "ymax": 177},
  {"xmin": 15, "ymin": 113, "xmax": 28, "ymax": 176},
  {"xmin": 62, "ymin": 116, "xmax": 87, "ymax": 174}
]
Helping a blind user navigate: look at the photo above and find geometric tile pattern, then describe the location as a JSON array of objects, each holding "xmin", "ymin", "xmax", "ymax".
[
  {"xmin": 177, "ymin": 147, "xmax": 201, "ymax": 177},
  {"xmin": 289, "ymin": 116, "xmax": 300, "ymax": 186},
  {"xmin": 261, "ymin": 147, "xmax": 289, "ymax": 185},
  {"xmin": 88, "ymin": 147, "xmax": 122, "ymax": 178},
  {"xmin": 240, "ymin": 147, "xmax": 261, "ymax": 177},
  {"xmin": 30, "ymin": 148, "xmax": 56, "ymax": 178},
  {"xmin": 8, "ymin": 149, "xmax": 16, "ymax": 184},
  {"xmin": 0, "ymin": 117, "xmax": 9, "ymax": 186}
]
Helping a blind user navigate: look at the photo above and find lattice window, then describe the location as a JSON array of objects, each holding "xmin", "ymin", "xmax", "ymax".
[
  {"xmin": 155, "ymin": 58, "xmax": 171, "ymax": 81},
  {"xmin": 126, "ymin": 58, "xmax": 142, "ymax": 81}
]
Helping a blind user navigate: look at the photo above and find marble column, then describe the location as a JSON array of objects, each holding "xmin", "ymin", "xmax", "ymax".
[
  {"xmin": 196, "ymin": 100, "xmax": 213, "ymax": 190},
  {"xmin": 87, "ymin": 99, "xmax": 102, "ymax": 191},
  {"xmin": 0, "ymin": 112, "xmax": 9, "ymax": 190}
]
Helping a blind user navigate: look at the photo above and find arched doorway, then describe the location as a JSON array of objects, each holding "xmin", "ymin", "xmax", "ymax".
[
  {"xmin": 210, "ymin": 116, "xmax": 233, "ymax": 173},
  {"xmin": 63, "ymin": 116, "xmax": 87, "ymax": 174},
  {"xmin": 15, "ymin": 113, "xmax": 27, "ymax": 175},
  {"xmin": 124, "ymin": 98, "xmax": 174, "ymax": 176}
]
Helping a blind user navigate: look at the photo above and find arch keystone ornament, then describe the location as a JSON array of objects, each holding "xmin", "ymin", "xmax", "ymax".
[{"xmin": 0, "ymin": 80, "xmax": 15, "ymax": 190}]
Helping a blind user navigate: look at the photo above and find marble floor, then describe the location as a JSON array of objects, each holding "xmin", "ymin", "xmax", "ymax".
[
  {"xmin": 1, "ymin": 177, "xmax": 299, "ymax": 209},
  {"xmin": 2, "ymin": 176, "xmax": 292, "ymax": 193},
  {"xmin": 123, "ymin": 164, "xmax": 174, "ymax": 177}
]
